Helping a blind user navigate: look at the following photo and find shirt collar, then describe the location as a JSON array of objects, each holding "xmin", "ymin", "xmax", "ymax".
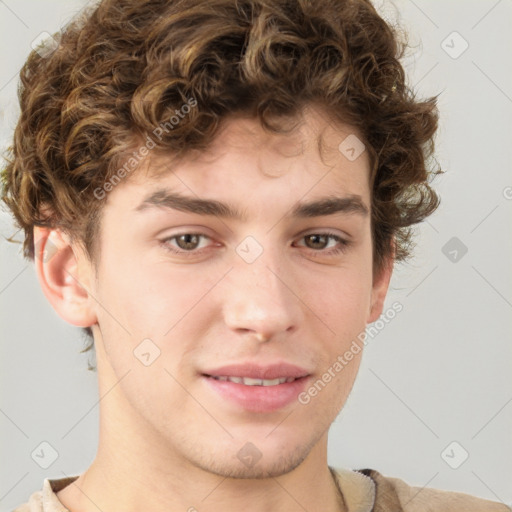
[
  {"xmin": 42, "ymin": 476, "xmax": 78, "ymax": 512},
  {"xmin": 331, "ymin": 467, "xmax": 376, "ymax": 512}
]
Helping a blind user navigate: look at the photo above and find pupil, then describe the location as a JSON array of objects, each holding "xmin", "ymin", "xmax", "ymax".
[
  {"xmin": 307, "ymin": 234, "xmax": 327, "ymax": 249},
  {"xmin": 178, "ymin": 234, "xmax": 198, "ymax": 250}
]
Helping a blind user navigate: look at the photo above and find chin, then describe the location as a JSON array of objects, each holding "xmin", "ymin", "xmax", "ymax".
[
  {"xmin": 197, "ymin": 449, "xmax": 309, "ymax": 479},
  {"xmin": 185, "ymin": 433, "xmax": 321, "ymax": 480}
]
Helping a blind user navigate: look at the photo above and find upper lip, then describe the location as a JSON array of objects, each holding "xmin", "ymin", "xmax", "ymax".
[{"xmin": 202, "ymin": 363, "xmax": 311, "ymax": 380}]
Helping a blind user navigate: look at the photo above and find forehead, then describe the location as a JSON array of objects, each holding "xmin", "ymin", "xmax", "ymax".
[{"xmin": 107, "ymin": 106, "xmax": 371, "ymax": 211}]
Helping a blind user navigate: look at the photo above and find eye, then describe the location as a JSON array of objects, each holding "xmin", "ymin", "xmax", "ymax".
[
  {"xmin": 161, "ymin": 233, "xmax": 213, "ymax": 253},
  {"xmin": 159, "ymin": 231, "xmax": 350, "ymax": 257},
  {"xmin": 295, "ymin": 232, "xmax": 350, "ymax": 255}
]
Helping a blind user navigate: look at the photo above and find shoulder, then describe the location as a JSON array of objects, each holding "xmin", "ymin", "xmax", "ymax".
[
  {"xmin": 12, "ymin": 490, "xmax": 43, "ymax": 512},
  {"xmin": 356, "ymin": 468, "xmax": 510, "ymax": 512}
]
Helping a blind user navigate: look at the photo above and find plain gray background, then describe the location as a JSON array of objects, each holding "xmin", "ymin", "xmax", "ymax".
[{"xmin": 1, "ymin": 0, "xmax": 511, "ymax": 510}]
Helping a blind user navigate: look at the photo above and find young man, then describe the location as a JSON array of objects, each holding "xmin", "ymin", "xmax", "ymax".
[{"xmin": 2, "ymin": 0, "xmax": 508, "ymax": 510}]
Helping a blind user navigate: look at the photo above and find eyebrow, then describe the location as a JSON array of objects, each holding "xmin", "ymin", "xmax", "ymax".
[{"xmin": 134, "ymin": 189, "xmax": 369, "ymax": 220}]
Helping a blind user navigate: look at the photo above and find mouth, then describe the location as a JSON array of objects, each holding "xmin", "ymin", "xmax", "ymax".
[
  {"xmin": 207, "ymin": 375, "xmax": 299, "ymax": 386},
  {"xmin": 200, "ymin": 363, "xmax": 311, "ymax": 412}
]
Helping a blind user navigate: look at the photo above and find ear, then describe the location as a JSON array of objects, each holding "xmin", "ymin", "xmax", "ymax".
[
  {"xmin": 33, "ymin": 227, "xmax": 97, "ymax": 328},
  {"xmin": 367, "ymin": 239, "xmax": 395, "ymax": 324}
]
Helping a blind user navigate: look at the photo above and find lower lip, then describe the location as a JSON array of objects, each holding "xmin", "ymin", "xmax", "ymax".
[{"xmin": 202, "ymin": 375, "xmax": 310, "ymax": 413}]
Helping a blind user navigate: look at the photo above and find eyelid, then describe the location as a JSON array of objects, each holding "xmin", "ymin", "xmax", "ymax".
[{"xmin": 298, "ymin": 226, "xmax": 352, "ymax": 240}]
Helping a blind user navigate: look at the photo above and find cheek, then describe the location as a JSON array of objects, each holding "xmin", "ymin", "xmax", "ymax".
[
  {"xmin": 96, "ymin": 245, "xmax": 224, "ymax": 350},
  {"xmin": 302, "ymin": 264, "xmax": 373, "ymax": 334},
  {"xmin": 298, "ymin": 346, "xmax": 362, "ymax": 422}
]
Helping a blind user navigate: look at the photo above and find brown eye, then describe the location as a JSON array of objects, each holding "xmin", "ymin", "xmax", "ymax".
[
  {"xmin": 304, "ymin": 234, "xmax": 330, "ymax": 250},
  {"xmin": 295, "ymin": 232, "xmax": 350, "ymax": 256},
  {"xmin": 161, "ymin": 233, "xmax": 212, "ymax": 254},
  {"xmin": 175, "ymin": 234, "xmax": 201, "ymax": 250}
]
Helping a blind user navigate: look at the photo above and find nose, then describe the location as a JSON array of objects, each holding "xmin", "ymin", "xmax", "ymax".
[{"xmin": 221, "ymin": 248, "xmax": 301, "ymax": 342}]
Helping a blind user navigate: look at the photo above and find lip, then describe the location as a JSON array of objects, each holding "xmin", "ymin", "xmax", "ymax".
[
  {"xmin": 202, "ymin": 363, "xmax": 310, "ymax": 380},
  {"xmin": 201, "ymin": 363, "xmax": 312, "ymax": 413}
]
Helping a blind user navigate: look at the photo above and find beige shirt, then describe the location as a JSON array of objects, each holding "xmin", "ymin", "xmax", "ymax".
[{"xmin": 13, "ymin": 467, "xmax": 510, "ymax": 512}]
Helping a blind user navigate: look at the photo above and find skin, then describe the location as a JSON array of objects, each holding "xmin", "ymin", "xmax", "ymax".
[{"xmin": 35, "ymin": 105, "xmax": 393, "ymax": 512}]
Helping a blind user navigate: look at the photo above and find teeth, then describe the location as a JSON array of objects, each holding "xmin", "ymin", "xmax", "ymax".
[{"xmin": 211, "ymin": 376, "xmax": 295, "ymax": 386}]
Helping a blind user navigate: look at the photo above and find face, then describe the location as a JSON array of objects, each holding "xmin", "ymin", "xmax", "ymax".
[{"xmin": 64, "ymin": 106, "xmax": 391, "ymax": 478}]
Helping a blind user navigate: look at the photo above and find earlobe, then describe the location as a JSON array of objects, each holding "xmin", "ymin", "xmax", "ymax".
[{"xmin": 33, "ymin": 227, "xmax": 97, "ymax": 328}]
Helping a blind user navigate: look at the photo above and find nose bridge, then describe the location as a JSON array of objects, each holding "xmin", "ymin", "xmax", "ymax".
[{"xmin": 222, "ymin": 237, "xmax": 300, "ymax": 339}]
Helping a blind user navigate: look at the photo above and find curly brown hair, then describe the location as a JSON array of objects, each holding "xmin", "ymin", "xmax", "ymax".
[{"xmin": 1, "ymin": 0, "xmax": 440, "ymax": 343}]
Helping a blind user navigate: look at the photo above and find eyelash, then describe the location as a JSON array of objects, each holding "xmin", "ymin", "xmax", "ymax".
[{"xmin": 160, "ymin": 232, "xmax": 351, "ymax": 257}]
